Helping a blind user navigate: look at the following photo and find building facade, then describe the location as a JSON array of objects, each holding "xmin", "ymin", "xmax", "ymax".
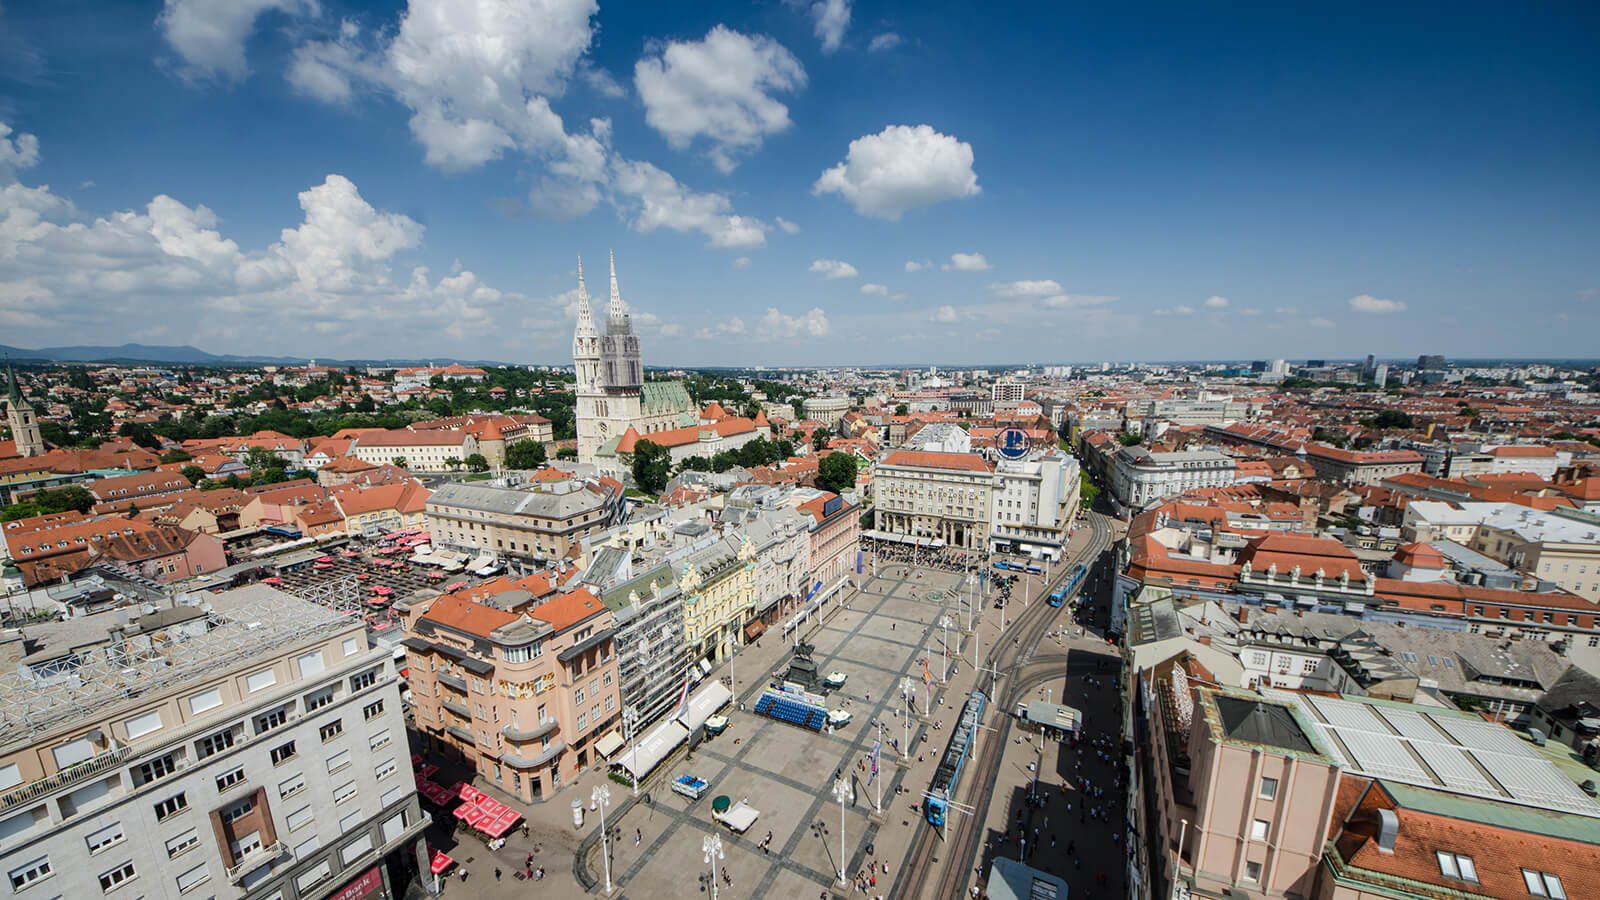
[
  {"xmin": 426, "ymin": 479, "xmax": 623, "ymax": 565},
  {"xmin": 872, "ymin": 450, "xmax": 995, "ymax": 550},
  {"xmin": 1111, "ymin": 448, "xmax": 1237, "ymax": 508},
  {"xmin": 0, "ymin": 584, "xmax": 426, "ymax": 900},
  {"xmin": 989, "ymin": 452, "xmax": 1081, "ymax": 560}
]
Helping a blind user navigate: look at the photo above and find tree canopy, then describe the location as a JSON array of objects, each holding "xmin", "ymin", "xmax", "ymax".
[
  {"xmin": 631, "ymin": 439, "xmax": 671, "ymax": 494},
  {"xmin": 505, "ymin": 440, "xmax": 547, "ymax": 469},
  {"xmin": 817, "ymin": 453, "xmax": 857, "ymax": 494}
]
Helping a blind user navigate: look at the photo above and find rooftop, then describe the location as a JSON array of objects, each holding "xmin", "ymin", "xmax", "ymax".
[{"xmin": 1212, "ymin": 694, "xmax": 1321, "ymax": 755}]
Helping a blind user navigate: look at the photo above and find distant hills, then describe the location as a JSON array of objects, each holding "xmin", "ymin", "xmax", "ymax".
[{"xmin": 0, "ymin": 343, "xmax": 516, "ymax": 368}]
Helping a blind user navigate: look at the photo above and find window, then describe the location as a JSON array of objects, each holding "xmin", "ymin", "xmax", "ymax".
[
  {"xmin": 341, "ymin": 834, "xmax": 373, "ymax": 865},
  {"xmin": 375, "ymin": 758, "xmax": 397, "ymax": 780},
  {"xmin": 188, "ymin": 687, "xmax": 223, "ymax": 715},
  {"xmin": 1244, "ymin": 861, "xmax": 1261, "ymax": 882},
  {"xmin": 342, "ymin": 637, "xmax": 359, "ymax": 656},
  {"xmin": 589, "ymin": 677, "xmax": 599, "ymax": 696},
  {"xmin": 295, "ymin": 860, "xmax": 331, "ymax": 892},
  {"xmin": 97, "ymin": 860, "xmax": 136, "ymax": 892},
  {"xmin": 82, "ymin": 821, "xmax": 124, "ymax": 854},
  {"xmin": 153, "ymin": 791, "xmax": 188, "ymax": 820},
  {"xmin": 1523, "ymin": 869, "xmax": 1566, "ymax": 898},
  {"xmin": 363, "ymin": 699, "xmax": 384, "ymax": 721},
  {"xmin": 327, "ymin": 749, "xmax": 351, "ymax": 773},
  {"xmin": 382, "ymin": 811, "xmax": 408, "ymax": 842},
  {"xmin": 1437, "ymin": 851, "xmax": 1478, "ymax": 882},
  {"xmin": 369, "ymin": 729, "xmax": 392, "ymax": 751},
  {"xmin": 229, "ymin": 830, "xmax": 262, "ymax": 860},
  {"xmin": 320, "ymin": 719, "xmax": 344, "ymax": 741},
  {"xmin": 294, "ymin": 836, "xmax": 322, "ymax": 861},
  {"xmin": 176, "ymin": 862, "xmax": 210, "ymax": 893},
  {"xmin": 350, "ymin": 669, "xmax": 377, "ymax": 692},
  {"xmin": 297, "ymin": 650, "xmax": 325, "ymax": 678},
  {"xmin": 197, "ymin": 727, "xmax": 236, "ymax": 760},
  {"xmin": 1259, "ymin": 777, "xmax": 1278, "ymax": 800},
  {"xmin": 279, "ymin": 772, "xmax": 306, "ymax": 799},
  {"xmin": 577, "ymin": 713, "xmax": 587, "ymax": 730},
  {"xmin": 574, "ymin": 687, "xmax": 585, "ymax": 705},
  {"xmin": 603, "ymin": 671, "xmax": 613, "ymax": 687},
  {"xmin": 1301, "ymin": 659, "xmax": 1317, "ymax": 674},
  {"xmin": 245, "ymin": 668, "xmax": 277, "ymax": 693},
  {"xmin": 133, "ymin": 752, "xmax": 179, "ymax": 786},
  {"xmin": 1250, "ymin": 819, "xmax": 1269, "ymax": 841},
  {"xmin": 124, "ymin": 710, "xmax": 163, "ymax": 739},
  {"xmin": 305, "ymin": 686, "xmax": 335, "ymax": 712},
  {"xmin": 254, "ymin": 706, "xmax": 289, "ymax": 735},
  {"xmin": 220, "ymin": 797, "xmax": 254, "ymax": 824},
  {"xmin": 382, "ymin": 784, "xmax": 408, "ymax": 807},
  {"xmin": 339, "ymin": 810, "xmax": 363, "ymax": 832},
  {"xmin": 165, "ymin": 829, "xmax": 199, "ymax": 858},
  {"xmin": 216, "ymin": 765, "xmax": 246, "ymax": 791},
  {"xmin": 271, "ymin": 741, "xmax": 297, "ymax": 765},
  {"xmin": 8, "ymin": 856, "xmax": 51, "ymax": 891},
  {"xmin": 606, "ymin": 695, "xmax": 615, "ymax": 711},
  {"xmin": 286, "ymin": 805, "xmax": 314, "ymax": 831},
  {"xmin": 334, "ymin": 781, "xmax": 358, "ymax": 805}
]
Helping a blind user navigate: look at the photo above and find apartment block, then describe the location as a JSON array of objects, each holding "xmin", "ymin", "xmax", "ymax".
[{"xmin": 0, "ymin": 584, "xmax": 425, "ymax": 900}]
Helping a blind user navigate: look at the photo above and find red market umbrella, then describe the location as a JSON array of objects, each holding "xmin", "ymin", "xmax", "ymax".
[
  {"xmin": 262, "ymin": 577, "xmax": 282, "ymax": 584},
  {"xmin": 430, "ymin": 850, "xmax": 455, "ymax": 875},
  {"xmin": 317, "ymin": 556, "xmax": 335, "ymax": 563}
]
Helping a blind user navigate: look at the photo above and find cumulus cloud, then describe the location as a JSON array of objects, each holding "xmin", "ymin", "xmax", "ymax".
[
  {"xmin": 695, "ymin": 317, "xmax": 747, "ymax": 340},
  {"xmin": 1309, "ymin": 316, "xmax": 1335, "ymax": 328},
  {"xmin": 579, "ymin": 62, "xmax": 626, "ymax": 98},
  {"xmin": 930, "ymin": 305, "xmax": 959, "ymax": 323},
  {"xmin": 610, "ymin": 158, "xmax": 768, "ymax": 248},
  {"xmin": 1040, "ymin": 294, "xmax": 1115, "ymax": 309},
  {"xmin": 942, "ymin": 252, "xmax": 990, "ymax": 272},
  {"xmin": 158, "ymin": 0, "xmax": 315, "ymax": 81},
  {"xmin": 634, "ymin": 26, "xmax": 805, "ymax": 173},
  {"xmin": 775, "ymin": 216, "xmax": 799, "ymax": 234},
  {"xmin": 757, "ymin": 306, "xmax": 830, "ymax": 340},
  {"xmin": 989, "ymin": 279, "xmax": 1062, "ymax": 298},
  {"xmin": 868, "ymin": 33, "xmax": 901, "ymax": 52},
  {"xmin": 860, "ymin": 283, "xmax": 888, "ymax": 296},
  {"xmin": 1173, "ymin": 305, "xmax": 1195, "ymax": 315},
  {"xmin": 0, "ymin": 123, "xmax": 40, "ymax": 170},
  {"xmin": 808, "ymin": 0, "xmax": 851, "ymax": 53},
  {"xmin": 809, "ymin": 259, "xmax": 858, "ymax": 280},
  {"xmin": 813, "ymin": 124, "xmax": 980, "ymax": 220},
  {"xmin": 1274, "ymin": 306, "xmax": 1299, "ymax": 314},
  {"xmin": 1204, "ymin": 295, "xmax": 1229, "ymax": 308},
  {"xmin": 732, "ymin": 256, "xmax": 751, "ymax": 268},
  {"xmin": 1348, "ymin": 293, "xmax": 1406, "ymax": 314},
  {"xmin": 905, "ymin": 259, "xmax": 931, "ymax": 272},
  {"xmin": 1239, "ymin": 307, "xmax": 1262, "ymax": 316}
]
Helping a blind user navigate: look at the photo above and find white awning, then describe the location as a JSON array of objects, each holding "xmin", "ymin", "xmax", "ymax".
[
  {"xmin": 594, "ymin": 730, "xmax": 625, "ymax": 759},
  {"xmin": 680, "ymin": 681, "xmax": 733, "ymax": 731},
  {"xmin": 616, "ymin": 719, "xmax": 689, "ymax": 780},
  {"xmin": 699, "ymin": 659, "xmax": 713, "ymax": 675}
]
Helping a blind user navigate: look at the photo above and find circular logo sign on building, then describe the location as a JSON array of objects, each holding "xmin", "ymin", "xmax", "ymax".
[{"xmin": 996, "ymin": 427, "xmax": 1032, "ymax": 461}]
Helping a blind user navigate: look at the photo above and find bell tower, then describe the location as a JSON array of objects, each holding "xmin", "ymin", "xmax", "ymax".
[{"xmin": 4, "ymin": 357, "xmax": 44, "ymax": 458}]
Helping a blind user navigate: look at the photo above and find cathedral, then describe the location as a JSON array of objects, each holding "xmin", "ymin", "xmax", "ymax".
[
  {"xmin": 4, "ymin": 359, "xmax": 45, "ymax": 458},
  {"xmin": 573, "ymin": 253, "xmax": 696, "ymax": 464}
]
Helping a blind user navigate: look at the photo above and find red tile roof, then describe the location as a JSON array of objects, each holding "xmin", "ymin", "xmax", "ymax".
[{"xmin": 881, "ymin": 450, "xmax": 993, "ymax": 473}]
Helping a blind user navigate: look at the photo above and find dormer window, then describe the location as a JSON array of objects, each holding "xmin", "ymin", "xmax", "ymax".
[{"xmin": 1436, "ymin": 851, "xmax": 1477, "ymax": 883}]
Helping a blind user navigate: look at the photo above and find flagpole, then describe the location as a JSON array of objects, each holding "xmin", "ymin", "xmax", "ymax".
[{"xmin": 874, "ymin": 720, "xmax": 883, "ymax": 814}]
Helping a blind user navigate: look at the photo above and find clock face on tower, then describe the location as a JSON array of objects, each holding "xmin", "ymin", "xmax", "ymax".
[{"xmin": 598, "ymin": 421, "xmax": 608, "ymax": 434}]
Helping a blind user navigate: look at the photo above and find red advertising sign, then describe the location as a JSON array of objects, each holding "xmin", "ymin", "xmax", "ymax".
[{"xmin": 327, "ymin": 865, "xmax": 385, "ymax": 900}]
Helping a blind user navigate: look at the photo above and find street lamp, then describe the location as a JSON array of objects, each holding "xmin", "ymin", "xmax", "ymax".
[
  {"xmin": 939, "ymin": 615, "xmax": 952, "ymax": 683},
  {"xmin": 831, "ymin": 777, "xmax": 851, "ymax": 886},
  {"xmin": 900, "ymin": 677, "xmax": 912, "ymax": 758},
  {"xmin": 703, "ymin": 834, "xmax": 724, "ymax": 900},
  {"xmin": 622, "ymin": 706, "xmax": 641, "ymax": 798},
  {"xmin": 1171, "ymin": 818, "xmax": 1189, "ymax": 900},
  {"xmin": 592, "ymin": 784, "xmax": 613, "ymax": 894}
]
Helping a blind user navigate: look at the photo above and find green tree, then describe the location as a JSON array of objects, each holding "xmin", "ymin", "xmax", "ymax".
[
  {"xmin": 505, "ymin": 440, "xmax": 547, "ymax": 469},
  {"xmin": 1370, "ymin": 410, "xmax": 1414, "ymax": 430},
  {"xmin": 557, "ymin": 447, "xmax": 577, "ymax": 460},
  {"xmin": 391, "ymin": 456, "xmax": 410, "ymax": 469},
  {"xmin": 894, "ymin": 403, "xmax": 909, "ymax": 416},
  {"xmin": 444, "ymin": 457, "xmax": 462, "ymax": 471},
  {"xmin": 1117, "ymin": 430, "xmax": 1142, "ymax": 447},
  {"xmin": 464, "ymin": 453, "xmax": 490, "ymax": 473},
  {"xmin": 678, "ymin": 456, "xmax": 711, "ymax": 473},
  {"xmin": 181, "ymin": 464, "xmax": 206, "ymax": 485},
  {"xmin": 772, "ymin": 438, "xmax": 795, "ymax": 460},
  {"xmin": 817, "ymin": 452, "xmax": 857, "ymax": 494},
  {"xmin": 811, "ymin": 427, "xmax": 831, "ymax": 451},
  {"xmin": 1079, "ymin": 470, "xmax": 1100, "ymax": 509},
  {"xmin": 631, "ymin": 439, "xmax": 671, "ymax": 494},
  {"xmin": 160, "ymin": 448, "xmax": 193, "ymax": 463}
]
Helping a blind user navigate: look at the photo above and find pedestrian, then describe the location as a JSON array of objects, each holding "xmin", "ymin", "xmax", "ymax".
[
  {"xmin": 635, "ymin": 827, "xmax": 642, "ymax": 846},
  {"xmin": 494, "ymin": 868, "xmax": 501, "ymax": 881}
]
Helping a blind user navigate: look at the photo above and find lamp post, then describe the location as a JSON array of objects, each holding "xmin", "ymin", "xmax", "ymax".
[
  {"xmin": 622, "ymin": 706, "xmax": 641, "ymax": 798},
  {"xmin": 592, "ymin": 785, "xmax": 613, "ymax": 894},
  {"xmin": 874, "ymin": 719, "xmax": 884, "ymax": 815},
  {"xmin": 831, "ymin": 777, "xmax": 851, "ymax": 886},
  {"xmin": 900, "ymin": 677, "xmax": 912, "ymax": 758},
  {"xmin": 1171, "ymin": 818, "xmax": 1190, "ymax": 900},
  {"xmin": 703, "ymin": 834, "xmax": 723, "ymax": 900},
  {"xmin": 939, "ymin": 615, "xmax": 952, "ymax": 683}
]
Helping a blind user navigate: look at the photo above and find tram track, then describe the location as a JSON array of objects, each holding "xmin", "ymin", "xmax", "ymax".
[{"xmin": 893, "ymin": 512, "xmax": 1114, "ymax": 900}]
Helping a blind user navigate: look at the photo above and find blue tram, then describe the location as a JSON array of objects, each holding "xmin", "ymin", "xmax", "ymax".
[
  {"xmin": 1048, "ymin": 564, "xmax": 1087, "ymax": 607},
  {"xmin": 926, "ymin": 690, "xmax": 987, "ymax": 826}
]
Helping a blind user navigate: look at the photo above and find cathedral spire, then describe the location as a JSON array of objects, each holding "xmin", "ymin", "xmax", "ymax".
[
  {"xmin": 574, "ymin": 255, "xmax": 597, "ymax": 339},
  {"xmin": 4, "ymin": 355, "xmax": 20, "ymax": 407},
  {"xmin": 606, "ymin": 248, "xmax": 628, "ymax": 331}
]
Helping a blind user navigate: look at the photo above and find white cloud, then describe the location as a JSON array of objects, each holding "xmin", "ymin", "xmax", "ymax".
[
  {"xmin": 930, "ymin": 305, "xmax": 959, "ymax": 323},
  {"xmin": 610, "ymin": 158, "xmax": 768, "ymax": 248},
  {"xmin": 757, "ymin": 306, "xmax": 830, "ymax": 340},
  {"xmin": 695, "ymin": 317, "xmax": 747, "ymax": 340},
  {"xmin": 808, "ymin": 0, "xmax": 851, "ymax": 53},
  {"xmin": 809, "ymin": 259, "xmax": 858, "ymax": 280},
  {"xmin": 1274, "ymin": 306, "xmax": 1299, "ymax": 314},
  {"xmin": 942, "ymin": 252, "xmax": 990, "ymax": 272},
  {"xmin": 860, "ymin": 283, "xmax": 888, "ymax": 296},
  {"xmin": 775, "ymin": 216, "xmax": 799, "ymax": 234},
  {"xmin": 1204, "ymin": 295, "xmax": 1229, "ymax": 308},
  {"xmin": 157, "ymin": 0, "xmax": 314, "ymax": 81},
  {"xmin": 1040, "ymin": 294, "xmax": 1115, "ymax": 309},
  {"xmin": 1239, "ymin": 307, "xmax": 1262, "ymax": 316},
  {"xmin": 0, "ymin": 123, "xmax": 40, "ymax": 170},
  {"xmin": 868, "ymin": 33, "xmax": 901, "ymax": 52},
  {"xmin": 579, "ymin": 62, "xmax": 625, "ymax": 98},
  {"xmin": 1348, "ymin": 293, "xmax": 1406, "ymax": 314},
  {"xmin": 634, "ymin": 26, "xmax": 806, "ymax": 173},
  {"xmin": 989, "ymin": 279, "xmax": 1062, "ymax": 298},
  {"xmin": 905, "ymin": 259, "xmax": 931, "ymax": 272},
  {"xmin": 732, "ymin": 256, "xmax": 751, "ymax": 268},
  {"xmin": 813, "ymin": 124, "xmax": 980, "ymax": 220},
  {"xmin": 1309, "ymin": 317, "xmax": 1335, "ymax": 328},
  {"xmin": 1173, "ymin": 305, "xmax": 1195, "ymax": 315}
]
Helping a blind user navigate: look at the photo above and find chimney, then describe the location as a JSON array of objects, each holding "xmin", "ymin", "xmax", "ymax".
[
  {"xmin": 1236, "ymin": 607, "xmax": 1249, "ymax": 624},
  {"xmin": 1375, "ymin": 808, "xmax": 1398, "ymax": 854}
]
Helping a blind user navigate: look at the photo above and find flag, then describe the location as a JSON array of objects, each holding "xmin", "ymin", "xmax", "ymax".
[
  {"xmin": 868, "ymin": 739, "xmax": 880, "ymax": 785},
  {"xmin": 671, "ymin": 675, "xmax": 691, "ymax": 722},
  {"xmin": 923, "ymin": 658, "xmax": 932, "ymax": 695}
]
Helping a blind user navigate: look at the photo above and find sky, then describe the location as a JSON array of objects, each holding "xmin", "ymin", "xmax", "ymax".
[{"xmin": 0, "ymin": 1, "xmax": 1597, "ymax": 367}]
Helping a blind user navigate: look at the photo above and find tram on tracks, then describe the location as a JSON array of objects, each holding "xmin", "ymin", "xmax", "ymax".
[{"xmin": 926, "ymin": 689, "xmax": 987, "ymax": 826}]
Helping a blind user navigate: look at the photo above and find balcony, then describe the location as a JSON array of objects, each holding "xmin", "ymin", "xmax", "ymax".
[
  {"xmin": 0, "ymin": 745, "xmax": 131, "ymax": 813},
  {"xmin": 503, "ymin": 741, "xmax": 565, "ymax": 769},
  {"xmin": 441, "ymin": 698, "xmax": 471, "ymax": 718},
  {"xmin": 445, "ymin": 725, "xmax": 475, "ymax": 743},
  {"xmin": 436, "ymin": 671, "xmax": 468, "ymax": 692},
  {"xmin": 225, "ymin": 841, "xmax": 287, "ymax": 882},
  {"xmin": 502, "ymin": 720, "xmax": 558, "ymax": 743}
]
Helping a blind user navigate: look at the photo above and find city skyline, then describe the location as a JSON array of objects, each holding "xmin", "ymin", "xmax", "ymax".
[{"xmin": 1, "ymin": 1, "xmax": 1596, "ymax": 365}]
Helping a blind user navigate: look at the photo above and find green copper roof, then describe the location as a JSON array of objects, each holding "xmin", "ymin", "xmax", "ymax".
[
  {"xmin": 641, "ymin": 380, "xmax": 693, "ymax": 413},
  {"xmin": 1380, "ymin": 780, "xmax": 1600, "ymax": 843}
]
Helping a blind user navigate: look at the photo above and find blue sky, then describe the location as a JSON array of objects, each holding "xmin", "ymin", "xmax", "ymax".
[{"xmin": 0, "ymin": 1, "xmax": 1596, "ymax": 366}]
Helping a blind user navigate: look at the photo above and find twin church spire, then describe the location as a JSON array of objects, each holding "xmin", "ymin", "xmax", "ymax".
[
  {"xmin": 572, "ymin": 250, "xmax": 630, "ymax": 339},
  {"xmin": 572, "ymin": 252, "xmax": 643, "ymax": 393}
]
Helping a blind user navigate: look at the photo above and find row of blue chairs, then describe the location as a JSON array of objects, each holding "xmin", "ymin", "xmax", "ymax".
[{"xmin": 753, "ymin": 691, "xmax": 827, "ymax": 731}]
